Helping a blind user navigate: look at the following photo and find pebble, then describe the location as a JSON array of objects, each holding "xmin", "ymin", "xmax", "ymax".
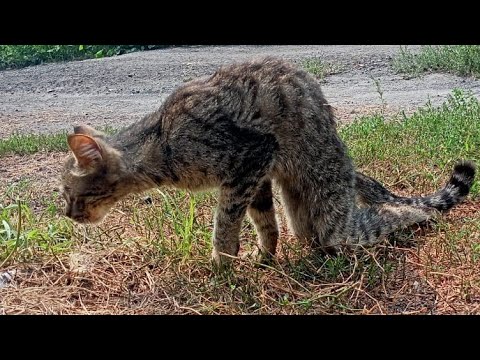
[{"xmin": 0, "ymin": 270, "xmax": 17, "ymax": 289}]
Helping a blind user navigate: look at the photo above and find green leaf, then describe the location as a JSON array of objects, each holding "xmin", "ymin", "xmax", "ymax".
[{"xmin": 1, "ymin": 219, "xmax": 12, "ymax": 240}]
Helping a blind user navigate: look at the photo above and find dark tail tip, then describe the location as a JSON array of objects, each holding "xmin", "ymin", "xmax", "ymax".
[
  {"xmin": 454, "ymin": 160, "xmax": 476, "ymax": 182},
  {"xmin": 450, "ymin": 160, "xmax": 476, "ymax": 197}
]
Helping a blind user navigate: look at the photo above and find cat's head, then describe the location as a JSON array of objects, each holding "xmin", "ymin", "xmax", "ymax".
[{"xmin": 60, "ymin": 125, "xmax": 126, "ymax": 224}]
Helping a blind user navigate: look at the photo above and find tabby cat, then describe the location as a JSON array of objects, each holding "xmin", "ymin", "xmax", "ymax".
[{"xmin": 60, "ymin": 57, "xmax": 476, "ymax": 265}]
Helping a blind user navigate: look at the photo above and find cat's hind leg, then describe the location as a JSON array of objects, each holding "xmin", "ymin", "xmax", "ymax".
[{"xmin": 278, "ymin": 180, "xmax": 316, "ymax": 245}]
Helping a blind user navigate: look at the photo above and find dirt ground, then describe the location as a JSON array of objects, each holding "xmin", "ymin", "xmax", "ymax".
[{"xmin": 2, "ymin": 45, "xmax": 480, "ymax": 139}]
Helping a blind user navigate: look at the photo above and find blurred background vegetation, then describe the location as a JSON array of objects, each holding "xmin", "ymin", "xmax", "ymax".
[{"xmin": 0, "ymin": 45, "xmax": 168, "ymax": 70}]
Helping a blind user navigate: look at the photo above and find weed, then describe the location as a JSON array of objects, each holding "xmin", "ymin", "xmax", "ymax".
[{"xmin": 393, "ymin": 45, "xmax": 480, "ymax": 78}]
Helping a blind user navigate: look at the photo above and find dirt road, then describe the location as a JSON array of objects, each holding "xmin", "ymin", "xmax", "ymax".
[{"xmin": 1, "ymin": 45, "xmax": 480, "ymax": 139}]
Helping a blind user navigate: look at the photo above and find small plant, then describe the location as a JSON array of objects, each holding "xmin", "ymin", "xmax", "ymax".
[
  {"xmin": 302, "ymin": 58, "xmax": 343, "ymax": 81},
  {"xmin": 371, "ymin": 76, "xmax": 386, "ymax": 113},
  {"xmin": 0, "ymin": 199, "xmax": 73, "ymax": 265}
]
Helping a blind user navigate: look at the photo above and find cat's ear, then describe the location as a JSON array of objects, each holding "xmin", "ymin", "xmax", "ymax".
[
  {"xmin": 73, "ymin": 125, "xmax": 107, "ymax": 139},
  {"xmin": 67, "ymin": 134, "xmax": 103, "ymax": 169}
]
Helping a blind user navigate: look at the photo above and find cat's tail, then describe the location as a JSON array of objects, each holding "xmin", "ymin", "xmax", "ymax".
[
  {"xmin": 343, "ymin": 160, "xmax": 476, "ymax": 247},
  {"xmin": 344, "ymin": 202, "xmax": 435, "ymax": 247},
  {"xmin": 355, "ymin": 160, "xmax": 476, "ymax": 211}
]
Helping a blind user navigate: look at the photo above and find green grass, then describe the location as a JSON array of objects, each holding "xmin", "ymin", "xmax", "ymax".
[
  {"xmin": 0, "ymin": 132, "xmax": 68, "ymax": 157},
  {"xmin": 340, "ymin": 89, "xmax": 480, "ymax": 197},
  {"xmin": 130, "ymin": 189, "xmax": 215, "ymax": 260},
  {"xmin": 302, "ymin": 58, "xmax": 343, "ymax": 81},
  {"xmin": 393, "ymin": 45, "xmax": 480, "ymax": 78},
  {"xmin": 0, "ymin": 45, "xmax": 167, "ymax": 70},
  {"xmin": 0, "ymin": 126, "xmax": 116, "ymax": 157}
]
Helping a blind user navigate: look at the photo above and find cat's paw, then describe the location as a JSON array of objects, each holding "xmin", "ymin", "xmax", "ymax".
[
  {"xmin": 250, "ymin": 248, "xmax": 276, "ymax": 268},
  {"xmin": 211, "ymin": 249, "xmax": 235, "ymax": 271}
]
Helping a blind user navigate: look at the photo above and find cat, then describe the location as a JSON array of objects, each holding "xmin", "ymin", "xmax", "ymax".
[{"xmin": 60, "ymin": 56, "xmax": 476, "ymax": 266}]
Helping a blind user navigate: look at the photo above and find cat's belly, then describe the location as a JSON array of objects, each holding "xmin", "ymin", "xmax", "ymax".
[{"xmin": 169, "ymin": 174, "xmax": 220, "ymax": 192}]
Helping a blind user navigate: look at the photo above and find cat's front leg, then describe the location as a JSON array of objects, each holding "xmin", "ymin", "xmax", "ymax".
[{"xmin": 211, "ymin": 185, "xmax": 252, "ymax": 267}]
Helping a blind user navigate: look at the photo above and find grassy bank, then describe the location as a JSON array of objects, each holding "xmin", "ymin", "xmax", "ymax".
[{"xmin": 393, "ymin": 45, "xmax": 480, "ymax": 78}]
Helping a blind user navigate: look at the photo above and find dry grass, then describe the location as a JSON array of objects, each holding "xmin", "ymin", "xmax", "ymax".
[{"xmin": 1, "ymin": 153, "xmax": 479, "ymax": 314}]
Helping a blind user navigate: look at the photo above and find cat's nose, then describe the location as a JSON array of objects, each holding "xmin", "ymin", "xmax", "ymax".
[
  {"xmin": 71, "ymin": 215, "xmax": 86, "ymax": 223},
  {"xmin": 66, "ymin": 210, "xmax": 86, "ymax": 223},
  {"xmin": 70, "ymin": 207, "xmax": 85, "ymax": 220},
  {"xmin": 64, "ymin": 205, "xmax": 84, "ymax": 222}
]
